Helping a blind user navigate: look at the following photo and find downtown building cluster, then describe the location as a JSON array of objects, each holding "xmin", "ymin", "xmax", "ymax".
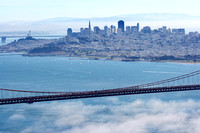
[
  {"xmin": 63, "ymin": 20, "xmax": 200, "ymax": 60},
  {"xmin": 67, "ymin": 20, "xmax": 186, "ymax": 38}
]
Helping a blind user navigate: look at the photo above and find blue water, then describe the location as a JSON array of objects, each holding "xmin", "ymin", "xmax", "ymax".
[{"xmin": 1, "ymin": 54, "xmax": 200, "ymax": 133}]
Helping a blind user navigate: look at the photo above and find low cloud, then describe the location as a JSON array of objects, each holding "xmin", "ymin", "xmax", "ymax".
[
  {"xmin": 17, "ymin": 98, "xmax": 200, "ymax": 133},
  {"xmin": 8, "ymin": 114, "xmax": 26, "ymax": 121}
]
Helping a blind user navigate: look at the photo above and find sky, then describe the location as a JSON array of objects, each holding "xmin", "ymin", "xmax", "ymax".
[{"xmin": 1, "ymin": 0, "xmax": 200, "ymax": 22}]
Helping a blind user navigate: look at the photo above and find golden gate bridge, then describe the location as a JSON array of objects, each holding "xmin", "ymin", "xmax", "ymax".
[{"xmin": 1, "ymin": 70, "xmax": 200, "ymax": 105}]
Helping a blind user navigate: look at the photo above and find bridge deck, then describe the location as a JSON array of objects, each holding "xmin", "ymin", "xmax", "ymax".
[{"xmin": 1, "ymin": 85, "xmax": 200, "ymax": 105}]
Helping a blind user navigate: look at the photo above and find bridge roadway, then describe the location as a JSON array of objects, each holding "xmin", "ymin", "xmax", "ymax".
[{"xmin": 1, "ymin": 84, "xmax": 200, "ymax": 105}]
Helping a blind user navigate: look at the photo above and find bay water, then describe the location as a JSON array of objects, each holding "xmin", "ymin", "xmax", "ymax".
[{"xmin": 1, "ymin": 54, "xmax": 200, "ymax": 133}]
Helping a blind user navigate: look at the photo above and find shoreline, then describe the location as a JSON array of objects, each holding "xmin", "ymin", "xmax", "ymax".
[
  {"xmin": 152, "ymin": 60, "xmax": 200, "ymax": 65},
  {"xmin": 1, "ymin": 52, "xmax": 200, "ymax": 65}
]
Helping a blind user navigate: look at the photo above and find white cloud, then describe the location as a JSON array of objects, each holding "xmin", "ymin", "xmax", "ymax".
[
  {"xmin": 54, "ymin": 114, "xmax": 85, "ymax": 127},
  {"xmin": 8, "ymin": 114, "xmax": 26, "ymax": 121},
  {"xmin": 19, "ymin": 99, "xmax": 200, "ymax": 133}
]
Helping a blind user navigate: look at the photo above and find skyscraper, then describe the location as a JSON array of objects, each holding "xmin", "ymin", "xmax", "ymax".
[
  {"xmin": 162, "ymin": 26, "xmax": 167, "ymax": 34},
  {"xmin": 126, "ymin": 26, "xmax": 131, "ymax": 34},
  {"xmin": 110, "ymin": 25, "xmax": 116, "ymax": 33},
  {"xmin": 104, "ymin": 25, "xmax": 110, "ymax": 36},
  {"xmin": 94, "ymin": 26, "xmax": 100, "ymax": 34},
  {"xmin": 67, "ymin": 28, "xmax": 72, "ymax": 37},
  {"xmin": 89, "ymin": 20, "xmax": 91, "ymax": 38},
  {"xmin": 131, "ymin": 26, "xmax": 138, "ymax": 34},
  {"xmin": 118, "ymin": 20, "xmax": 124, "ymax": 32},
  {"xmin": 141, "ymin": 26, "xmax": 151, "ymax": 34},
  {"xmin": 137, "ymin": 23, "xmax": 140, "ymax": 32}
]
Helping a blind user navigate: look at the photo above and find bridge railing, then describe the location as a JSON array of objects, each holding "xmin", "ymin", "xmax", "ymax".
[
  {"xmin": 134, "ymin": 70, "xmax": 200, "ymax": 89},
  {"xmin": 0, "ymin": 88, "xmax": 69, "ymax": 99},
  {"xmin": 101, "ymin": 70, "xmax": 200, "ymax": 92}
]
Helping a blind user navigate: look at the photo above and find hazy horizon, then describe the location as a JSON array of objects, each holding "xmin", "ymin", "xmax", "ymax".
[
  {"xmin": 1, "ymin": 0, "xmax": 200, "ymax": 33},
  {"xmin": 1, "ymin": 0, "xmax": 200, "ymax": 22},
  {"xmin": 1, "ymin": 13, "xmax": 200, "ymax": 23}
]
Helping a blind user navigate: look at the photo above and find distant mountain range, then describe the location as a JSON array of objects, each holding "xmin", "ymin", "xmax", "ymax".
[
  {"xmin": 41, "ymin": 13, "xmax": 200, "ymax": 22},
  {"xmin": 1, "ymin": 13, "xmax": 200, "ymax": 33}
]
